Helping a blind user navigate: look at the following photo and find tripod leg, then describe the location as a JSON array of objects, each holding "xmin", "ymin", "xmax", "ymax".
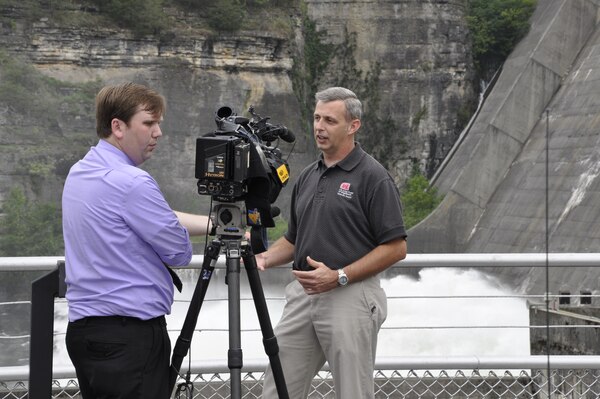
[
  {"xmin": 168, "ymin": 240, "xmax": 221, "ymax": 394},
  {"xmin": 242, "ymin": 246, "xmax": 290, "ymax": 399},
  {"xmin": 225, "ymin": 241, "xmax": 243, "ymax": 399}
]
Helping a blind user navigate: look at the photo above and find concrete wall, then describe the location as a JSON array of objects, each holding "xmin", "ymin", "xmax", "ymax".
[
  {"xmin": 530, "ymin": 305, "xmax": 600, "ymax": 355},
  {"xmin": 409, "ymin": 0, "xmax": 600, "ymax": 255}
]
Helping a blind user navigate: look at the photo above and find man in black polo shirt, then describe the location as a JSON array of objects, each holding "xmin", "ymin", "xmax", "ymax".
[{"xmin": 257, "ymin": 86, "xmax": 407, "ymax": 399}]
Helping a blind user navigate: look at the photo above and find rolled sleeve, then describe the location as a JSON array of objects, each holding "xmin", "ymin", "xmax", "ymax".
[{"xmin": 124, "ymin": 175, "xmax": 193, "ymax": 266}]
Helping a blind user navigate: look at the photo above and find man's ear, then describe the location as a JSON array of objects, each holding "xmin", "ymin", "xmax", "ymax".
[
  {"xmin": 348, "ymin": 118, "xmax": 361, "ymax": 135},
  {"xmin": 111, "ymin": 118, "xmax": 125, "ymax": 139}
]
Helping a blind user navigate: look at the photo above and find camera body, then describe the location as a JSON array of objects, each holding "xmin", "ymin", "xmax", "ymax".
[
  {"xmin": 195, "ymin": 135, "xmax": 251, "ymax": 199},
  {"xmin": 195, "ymin": 106, "xmax": 293, "ymax": 229}
]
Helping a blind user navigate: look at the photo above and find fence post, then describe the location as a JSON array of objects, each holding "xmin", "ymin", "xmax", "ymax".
[{"xmin": 29, "ymin": 260, "xmax": 66, "ymax": 399}]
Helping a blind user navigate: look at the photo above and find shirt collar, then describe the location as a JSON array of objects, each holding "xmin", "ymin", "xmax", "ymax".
[
  {"xmin": 316, "ymin": 142, "xmax": 365, "ymax": 172},
  {"xmin": 97, "ymin": 139, "xmax": 136, "ymax": 167}
]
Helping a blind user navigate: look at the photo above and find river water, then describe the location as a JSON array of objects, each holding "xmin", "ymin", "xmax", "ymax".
[{"xmin": 2, "ymin": 267, "xmax": 530, "ymax": 368}]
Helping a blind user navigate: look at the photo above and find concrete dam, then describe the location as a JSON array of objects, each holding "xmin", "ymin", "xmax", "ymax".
[{"xmin": 409, "ymin": 0, "xmax": 600, "ymax": 296}]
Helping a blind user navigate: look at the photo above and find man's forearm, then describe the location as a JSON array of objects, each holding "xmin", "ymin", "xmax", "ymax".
[
  {"xmin": 174, "ymin": 211, "xmax": 212, "ymax": 236},
  {"xmin": 344, "ymin": 238, "xmax": 407, "ymax": 283},
  {"xmin": 256, "ymin": 236, "xmax": 295, "ymax": 270}
]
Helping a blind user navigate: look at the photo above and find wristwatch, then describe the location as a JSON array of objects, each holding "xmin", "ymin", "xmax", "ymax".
[{"xmin": 337, "ymin": 269, "xmax": 349, "ymax": 286}]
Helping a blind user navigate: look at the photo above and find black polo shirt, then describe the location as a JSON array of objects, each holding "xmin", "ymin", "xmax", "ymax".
[{"xmin": 285, "ymin": 143, "xmax": 407, "ymax": 271}]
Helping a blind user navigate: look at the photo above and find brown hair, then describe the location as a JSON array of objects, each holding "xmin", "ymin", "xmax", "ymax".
[{"xmin": 95, "ymin": 82, "xmax": 166, "ymax": 138}]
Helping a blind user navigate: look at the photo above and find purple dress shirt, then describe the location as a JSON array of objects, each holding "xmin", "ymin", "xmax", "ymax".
[{"xmin": 62, "ymin": 140, "xmax": 192, "ymax": 321}]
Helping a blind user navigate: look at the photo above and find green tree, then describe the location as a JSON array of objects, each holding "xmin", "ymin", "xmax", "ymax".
[
  {"xmin": 401, "ymin": 168, "xmax": 443, "ymax": 229},
  {"xmin": 206, "ymin": 0, "xmax": 246, "ymax": 32},
  {"xmin": 467, "ymin": 0, "xmax": 537, "ymax": 80},
  {"xmin": 0, "ymin": 187, "xmax": 63, "ymax": 256}
]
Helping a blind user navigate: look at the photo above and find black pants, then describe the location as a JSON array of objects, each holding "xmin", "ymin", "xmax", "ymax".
[{"xmin": 66, "ymin": 315, "xmax": 171, "ymax": 399}]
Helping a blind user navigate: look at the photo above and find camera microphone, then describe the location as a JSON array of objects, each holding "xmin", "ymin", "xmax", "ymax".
[
  {"xmin": 270, "ymin": 206, "xmax": 281, "ymax": 218},
  {"xmin": 276, "ymin": 126, "xmax": 295, "ymax": 143},
  {"xmin": 258, "ymin": 125, "xmax": 295, "ymax": 143},
  {"xmin": 215, "ymin": 106, "xmax": 252, "ymax": 134}
]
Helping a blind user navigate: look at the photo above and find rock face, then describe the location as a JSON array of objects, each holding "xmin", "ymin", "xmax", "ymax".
[
  {"xmin": 409, "ymin": 0, "xmax": 600, "ymax": 295},
  {"xmin": 305, "ymin": 0, "xmax": 475, "ymax": 180},
  {"xmin": 0, "ymin": 1, "xmax": 475, "ymax": 231},
  {"xmin": 0, "ymin": 4, "xmax": 307, "ymax": 216}
]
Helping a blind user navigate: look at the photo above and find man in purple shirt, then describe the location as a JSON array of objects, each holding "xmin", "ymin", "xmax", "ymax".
[{"xmin": 63, "ymin": 82, "xmax": 209, "ymax": 399}]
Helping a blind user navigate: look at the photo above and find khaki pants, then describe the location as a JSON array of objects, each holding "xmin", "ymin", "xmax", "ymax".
[{"xmin": 262, "ymin": 276, "xmax": 387, "ymax": 399}]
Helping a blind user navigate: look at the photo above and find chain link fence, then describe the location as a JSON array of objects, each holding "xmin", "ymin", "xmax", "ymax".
[{"xmin": 3, "ymin": 365, "xmax": 600, "ymax": 398}]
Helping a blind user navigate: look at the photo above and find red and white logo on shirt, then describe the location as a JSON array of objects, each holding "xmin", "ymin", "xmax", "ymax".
[{"xmin": 337, "ymin": 182, "xmax": 354, "ymax": 199}]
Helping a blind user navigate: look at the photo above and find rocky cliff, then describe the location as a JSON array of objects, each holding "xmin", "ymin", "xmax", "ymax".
[
  {"xmin": 305, "ymin": 0, "xmax": 475, "ymax": 180},
  {"xmin": 0, "ymin": 0, "xmax": 475, "ymax": 236}
]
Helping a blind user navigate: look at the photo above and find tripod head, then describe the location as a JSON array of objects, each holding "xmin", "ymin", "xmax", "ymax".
[
  {"xmin": 210, "ymin": 200, "xmax": 272, "ymax": 254},
  {"xmin": 211, "ymin": 201, "xmax": 247, "ymax": 240}
]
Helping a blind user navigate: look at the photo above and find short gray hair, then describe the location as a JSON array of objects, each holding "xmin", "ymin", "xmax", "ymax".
[{"xmin": 315, "ymin": 87, "xmax": 362, "ymax": 121}]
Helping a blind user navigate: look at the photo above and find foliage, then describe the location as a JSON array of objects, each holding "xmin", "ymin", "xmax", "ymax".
[
  {"xmin": 172, "ymin": 0, "xmax": 296, "ymax": 33},
  {"xmin": 90, "ymin": 0, "xmax": 168, "ymax": 36},
  {"xmin": 0, "ymin": 50, "xmax": 100, "ymax": 124},
  {"xmin": 0, "ymin": 188, "xmax": 63, "ymax": 256},
  {"xmin": 411, "ymin": 105, "xmax": 428, "ymax": 131},
  {"xmin": 267, "ymin": 216, "xmax": 288, "ymax": 242},
  {"xmin": 0, "ymin": 0, "xmax": 45, "ymax": 21},
  {"xmin": 291, "ymin": 20, "xmax": 407, "ymax": 168},
  {"xmin": 171, "ymin": 0, "xmax": 210, "ymax": 8},
  {"xmin": 206, "ymin": 0, "xmax": 246, "ymax": 32},
  {"xmin": 0, "ymin": 51, "xmax": 55, "ymax": 120},
  {"xmin": 291, "ymin": 13, "xmax": 335, "ymax": 140},
  {"xmin": 0, "ymin": 0, "xmax": 297, "ymax": 34},
  {"xmin": 174, "ymin": 0, "xmax": 294, "ymax": 7},
  {"xmin": 172, "ymin": 0, "xmax": 245, "ymax": 31},
  {"xmin": 328, "ymin": 29, "xmax": 407, "ymax": 168},
  {"xmin": 467, "ymin": 0, "xmax": 537, "ymax": 80},
  {"xmin": 401, "ymin": 168, "xmax": 443, "ymax": 229}
]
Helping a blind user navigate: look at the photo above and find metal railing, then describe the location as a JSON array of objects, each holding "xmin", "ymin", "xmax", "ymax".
[
  {"xmin": 2, "ymin": 253, "xmax": 600, "ymax": 398},
  {"xmin": 4, "ymin": 252, "xmax": 600, "ymax": 270}
]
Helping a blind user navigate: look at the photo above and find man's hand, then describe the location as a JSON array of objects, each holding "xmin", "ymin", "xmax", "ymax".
[
  {"xmin": 252, "ymin": 237, "xmax": 295, "ymax": 272},
  {"xmin": 255, "ymin": 252, "xmax": 268, "ymax": 271},
  {"xmin": 292, "ymin": 256, "xmax": 339, "ymax": 295}
]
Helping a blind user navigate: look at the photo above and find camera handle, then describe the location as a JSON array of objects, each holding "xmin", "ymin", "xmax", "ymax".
[{"xmin": 168, "ymin": 229, "xmax": 289, "ymax": 399}]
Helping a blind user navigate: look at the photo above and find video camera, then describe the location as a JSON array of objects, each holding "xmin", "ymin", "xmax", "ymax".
[{"xmin": 195, "ymin": 106, "xmax": 294, "ymax": 246}]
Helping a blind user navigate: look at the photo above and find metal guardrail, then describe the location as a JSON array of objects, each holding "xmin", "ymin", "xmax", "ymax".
[
  {"xmin": 2, "ymin": 254, "xmax": 600, "ymax": 398},
  {"xmin": 3, "ymin": 252, "xmax": 600, "ymax": 270}
]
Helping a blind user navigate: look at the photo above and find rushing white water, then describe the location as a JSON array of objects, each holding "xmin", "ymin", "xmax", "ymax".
[
  {"xmin": 379, "ymin": 268, "xmax": 530, "ymax": 357},
  {"xmin": 51, "ymin": 267, "xmax": 529, "ymax": 367}
]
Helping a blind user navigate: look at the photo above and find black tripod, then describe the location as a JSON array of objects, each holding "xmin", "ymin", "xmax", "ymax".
[{"xmin": 168, "ymin": 201, "xmax": 289, "ymax": 399}]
